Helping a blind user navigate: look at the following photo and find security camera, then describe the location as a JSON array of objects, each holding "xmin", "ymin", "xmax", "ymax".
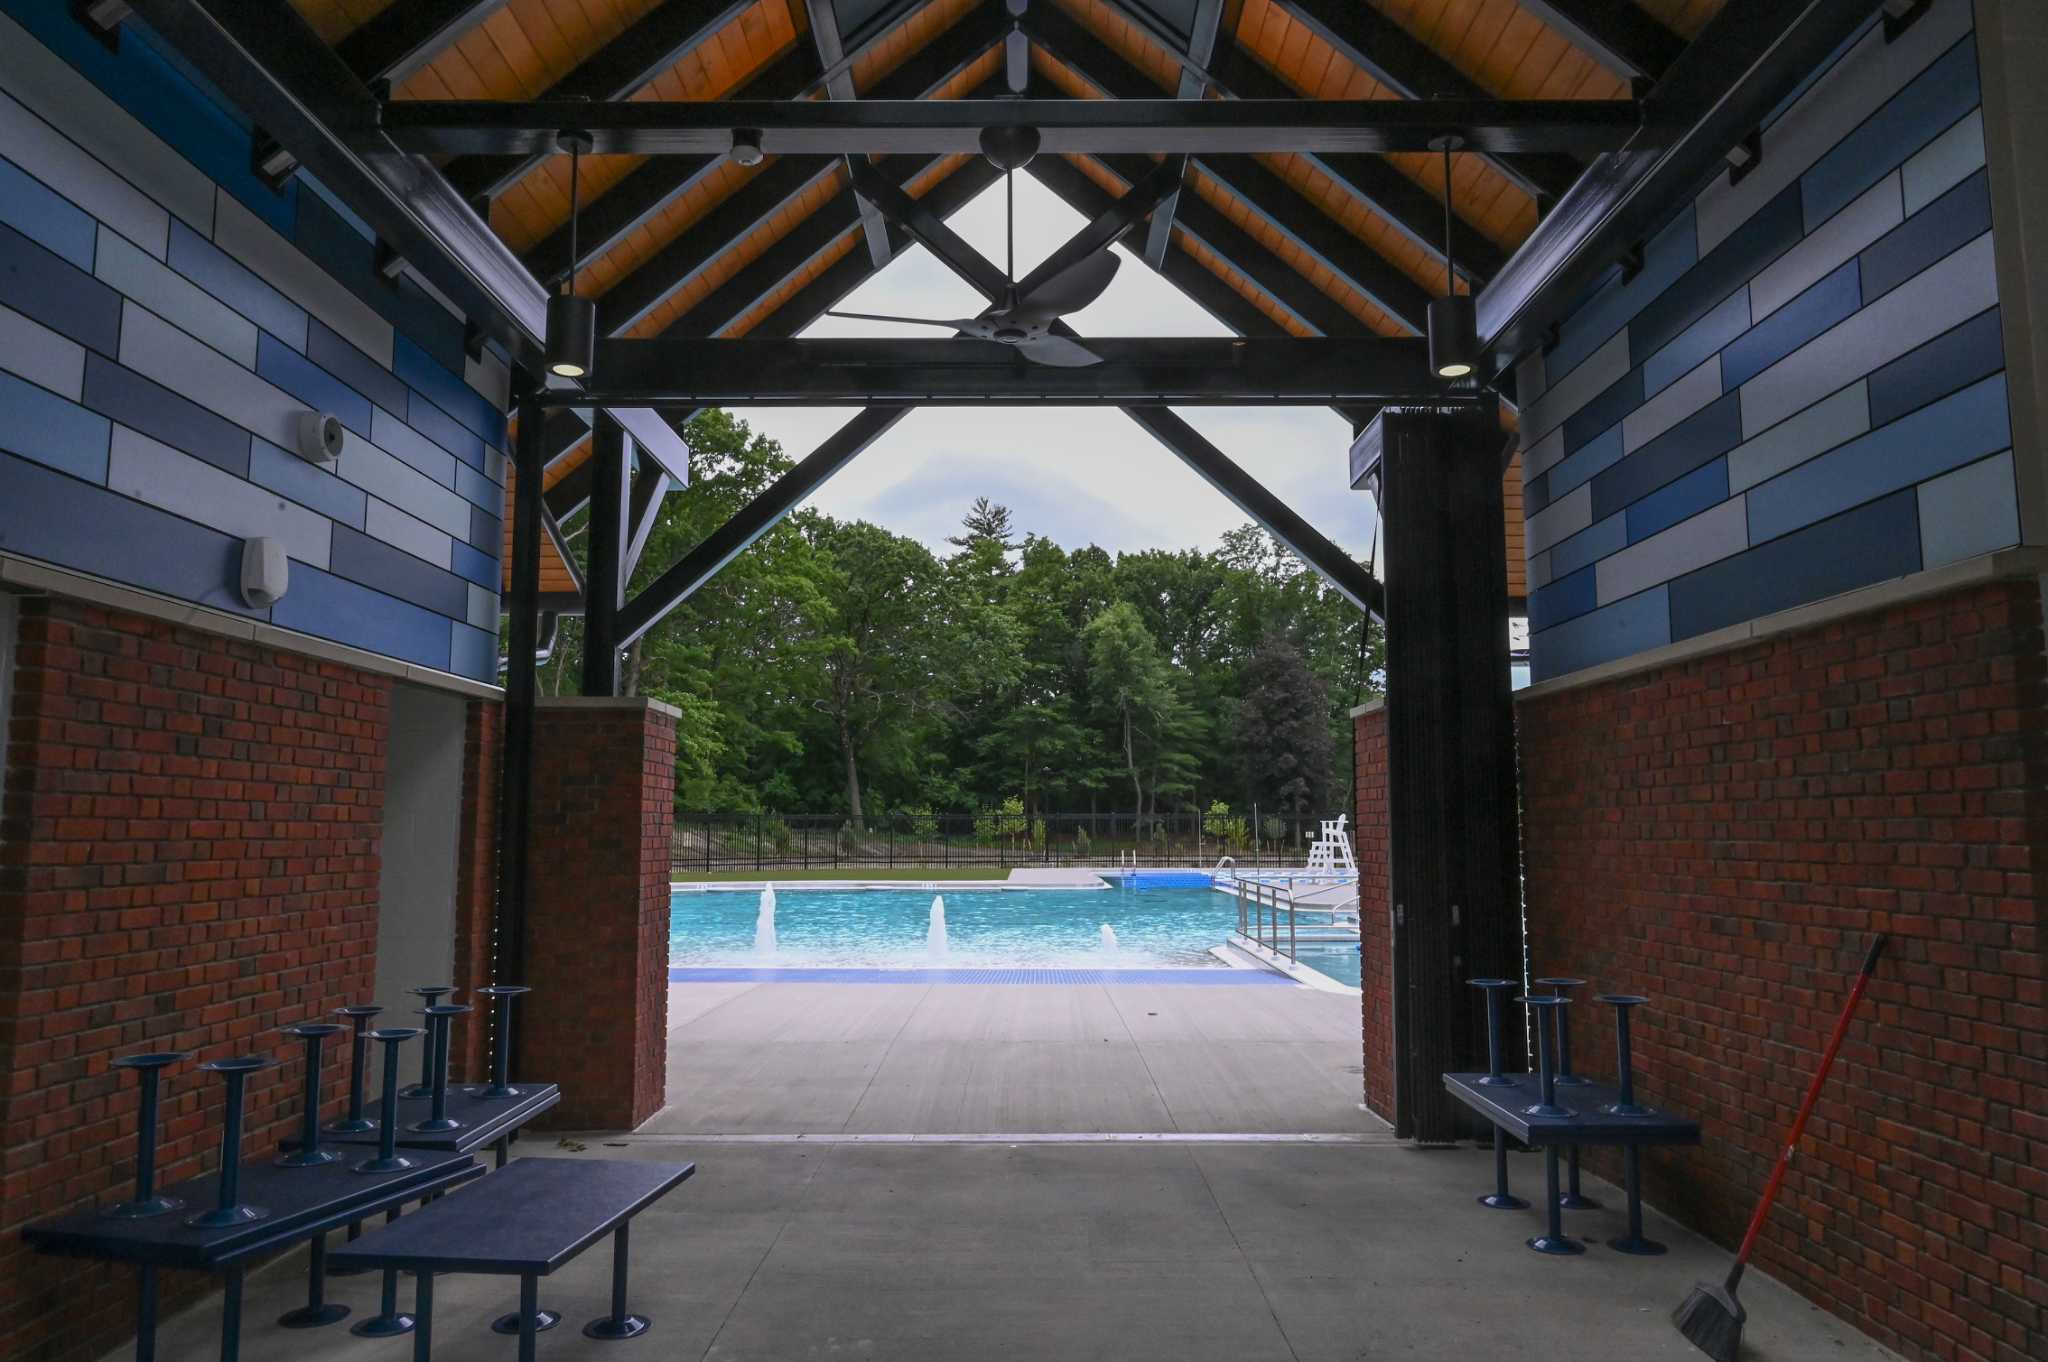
[
  {"xmin": 296, "ymin": 410, "xmax": 345, "ymax": 466},
  {"xmin": 241, "ymin": 537, "xmax": 289, "ymax": 610}
]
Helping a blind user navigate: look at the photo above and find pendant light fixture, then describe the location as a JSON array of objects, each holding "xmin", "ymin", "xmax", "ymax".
[
  {"xmin": 1426, "ymin": 134, "xmax": 1477, "ymax": 381},
  {"xmin": 545, "ymin": 129, "xmax": 597, "ymax": 380}
]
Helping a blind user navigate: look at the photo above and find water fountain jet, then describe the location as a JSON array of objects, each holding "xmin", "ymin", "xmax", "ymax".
[
  {"xmin": 1099, "ymin": 923, "xmax": 1119, "ymax": 954},
  {"xmin": 754, "ymin": 884, "xmax": 778, "ymax": 960},
  {"xmin": 927, "ymin": 896, "xmax": 949, "ymax": 958}
]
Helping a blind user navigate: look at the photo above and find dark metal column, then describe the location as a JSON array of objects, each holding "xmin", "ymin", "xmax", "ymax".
[
  {"xmin": 580, "ymin": 413, "xmax": 633, "ymax": 696},
  {"xmin": 498, "ymin": 388, "xmax": 545, "ymax": 1023},
  {"xmin": 1372, "ymin": 407, "xmax": 1524, "ymax": 1141}
]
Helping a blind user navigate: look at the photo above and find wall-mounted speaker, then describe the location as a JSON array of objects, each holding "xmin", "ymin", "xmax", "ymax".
[{"xmin": 295, "ymin": 410, "xmax": 345, "ymax": 466}]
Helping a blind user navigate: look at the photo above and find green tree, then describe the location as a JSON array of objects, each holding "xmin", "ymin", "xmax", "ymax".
[{"xmin": 1234, "ymin": 633, "xmax": 1334, "ymax": 822}]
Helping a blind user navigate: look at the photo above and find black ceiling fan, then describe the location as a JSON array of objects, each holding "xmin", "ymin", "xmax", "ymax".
[{"xmin": 825, "ymin": 0, "xmax": 1121, "ymax": 367}]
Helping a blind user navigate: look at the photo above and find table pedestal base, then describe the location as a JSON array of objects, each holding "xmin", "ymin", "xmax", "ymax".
[{"xmin": 493, "ymin": 1309, "xmax": 561, "ymax": 1335}]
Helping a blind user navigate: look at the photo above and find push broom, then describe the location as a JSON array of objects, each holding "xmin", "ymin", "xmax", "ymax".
[{"xmin": 1673, "ymin": 932, "xmax": 1887, "ymax": 1362}]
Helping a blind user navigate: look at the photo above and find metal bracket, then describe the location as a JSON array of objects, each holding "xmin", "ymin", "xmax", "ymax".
[
  {"xmin": 72, "ymin": 0, "xmax": 130, "ymax": 46},
  {"xmin": 1882, "ymin": 0, "xmax": 1932, "ymax": 42},
  {"xmin": 251, "ymin": 132, "xmax": 299, "ymax": 192},
  {"xmin": 1725, "ymin": 127, "xmax": 1763, "ymax": 187},
  {"xmin": 374, "ymin": 241, "xmax": 407, "ymax": 281}
]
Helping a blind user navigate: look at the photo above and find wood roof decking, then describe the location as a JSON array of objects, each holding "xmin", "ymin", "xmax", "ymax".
[{"xmin": 295, "ymin": 0, "xmax": 1720, "ymax": 608}]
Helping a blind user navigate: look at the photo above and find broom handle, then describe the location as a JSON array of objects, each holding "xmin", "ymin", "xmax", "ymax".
[{"xmin": 1725, "ymin": 933, "xmax": 1886, "ymax": 1292}]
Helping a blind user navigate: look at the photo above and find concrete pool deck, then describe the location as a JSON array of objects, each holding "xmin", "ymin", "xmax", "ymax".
[
  {"xmin": 123, "ymin": 981, "xmax": 1896, "ymax": 1362},
  {"xmin": 651, "ymin": 978, "xmax": 1375, "ymax": 1135}
]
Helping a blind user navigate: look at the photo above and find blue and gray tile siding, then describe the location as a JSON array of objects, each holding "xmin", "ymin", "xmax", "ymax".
[
  {"xmin": 0, "ymin": 4, "xmax": 508, "ymax": 683},
  {"xmin": 1517, "ymin": 0, "xmax": 2015, "ymax": 684}
]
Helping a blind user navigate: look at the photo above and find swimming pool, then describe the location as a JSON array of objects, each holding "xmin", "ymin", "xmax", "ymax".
[{"xmin": 668, "ymin": 886, "xmax": 1239, "ymax": 970}]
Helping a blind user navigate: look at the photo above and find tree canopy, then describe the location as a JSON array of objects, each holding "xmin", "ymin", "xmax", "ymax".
[{"xmin": 540, "ymin": 410, "xmax": 1382, "ymax": 822}]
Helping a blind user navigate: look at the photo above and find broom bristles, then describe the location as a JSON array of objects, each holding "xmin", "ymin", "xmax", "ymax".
[{"xmin": 1673, "ymin": 1280, "xmax": 1746, "ymax": 1362}]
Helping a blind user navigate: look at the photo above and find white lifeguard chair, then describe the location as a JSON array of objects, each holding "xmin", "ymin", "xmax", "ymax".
[{"xmin": 1303, "ymin": 815, "xmax": 1358, "ymax": 876}]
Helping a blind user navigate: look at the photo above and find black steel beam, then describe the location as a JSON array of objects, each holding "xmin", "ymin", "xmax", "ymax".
[
  {"xmin": 336, "ymin": 0, "xmax": 506, "ymax": 87},
  {"xmin": 499, "ymin": 391, "xmax": 545, "ymax": 1028},
  {"xmin": 522, "ymin": 48, "xmax": 815, "ymax": 289},
  {"xmin": 1477, "ymin": 0, "xmax": 1883, "ymax": 379},
  {"xmin": 574, "ymin": 336, "xmax": 1451, "ymax": 405},
  {"xmin": 1519, "ymin": 0, "xmax": 1686, "ymax": 82},
  {"xmin": 1142, "ymin": 0, "xmax": 1224, "ymax": 269},
  {"xmin": 442, "ymin": 1, "xmax": 756, "ymax": 204},
  {"xmin": 580, "ymin": 413, "xmax": 631, "ymax": 695},
  {"xmin": 1124, "ymin": 407, "xmax": 1383, "ymax": 618},
  {"xmin": 1265, "ymin": 0, "xmax": 1586, "ymax": 203},
  {"xmin": 1022, "ymin": 154, "xmax": 1379, "ymax": 430},
  {"xmin": 1206, "ymin": 43, "xmax": 1507, "ymax": 284},
  {"xmin": 371, "ymin": 96, "xmax": 1647, "ymax": 158},
  {"xmin": 589, "ymin": 30, "xmax": 1007, "ymax": 337},
  {"xmin": 625, "ymin": 466, "xmax": 672, "ymax": 578},
  {"xmin": 802, "ymin": 0, "xmax": 892, "ymax": 269},
  {"xmin": 616, "ymin": 406, "xmax": 910, "ymax": 647},
  {"xmin": 1195, "ymin": 153, "xmax": 1431, "ymax": 333},
  {"xmin": 1024, "ymin": 11, "xmax": 1433, "ymax": 329},
  {"xmin": 1067, "ymin": 152, "xmax": 1366, "ymax": 339}
]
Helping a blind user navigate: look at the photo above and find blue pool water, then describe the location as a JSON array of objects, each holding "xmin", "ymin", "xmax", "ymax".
[{"xmin": 669, "ymin": 886, "xmax": 1239, "ymax": 970}]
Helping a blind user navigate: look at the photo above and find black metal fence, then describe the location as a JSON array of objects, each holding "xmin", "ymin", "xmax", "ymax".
[{"xmin": 670, "ymin": 809, "xmax": 1325, "ymax": 872}]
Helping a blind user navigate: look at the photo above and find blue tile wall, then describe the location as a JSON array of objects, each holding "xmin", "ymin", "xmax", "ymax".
[
  {"xmin": 0, "ymin": 154, "xmax": 97, "ymax": 271},
  {"xmin": 1668, "ymin": 491, "xmax": 1921, "ymax": 640},
  {"xmin": 1519, "ymin": 1, "xmax": 2015, "ymax": 683},
  {"xmin": 1859, "ymin": 168, "xmax": 1992, "ymax": 302},
  {"xmin": 0, "ymin": 219, "xmax": 123, "ymax": 356},
  {"xmin": 81, "ymin": 353, "xmax": 252, "ymax": 478},
  {"xmin": 0, "ymin": 3, "xmax": 506, "ymax": 681},
  {"xmin": 1719, "ymin": 260, "xmax": 1861, "ymax": 390}
]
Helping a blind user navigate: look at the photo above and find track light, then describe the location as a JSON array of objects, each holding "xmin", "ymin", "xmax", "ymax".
[
  {"xmin": 1427, "ymin": 135, "xmax": 1477, "ymax": 381},
  {"xmin": 730, "ymin": 129, "xmax": 765, "ymax": 167},
  {"xmin": 545, "ymin": 130, "xmax": 596, "ymax": 380}
]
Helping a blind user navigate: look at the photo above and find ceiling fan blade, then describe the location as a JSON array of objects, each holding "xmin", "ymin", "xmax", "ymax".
[
  {"xmin": 825, "ymin": 309, "xmax": 978, "ymax": 330},
  {"xmin": 1005, "ymin": 26, "xmax": 1029, "ymax": 94},
  {"xmin": 1008, "ymin": 251, "xmax": 1119, "ymax": 323},
  {"xmin": 1016, "ymin": 333, "xmax": 1103, "ymax": 367}
]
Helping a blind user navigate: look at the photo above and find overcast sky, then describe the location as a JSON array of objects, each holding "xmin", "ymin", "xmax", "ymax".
[{"xmin": 740, "ymin": 171, "xmax": 1383, "ymax": 563}]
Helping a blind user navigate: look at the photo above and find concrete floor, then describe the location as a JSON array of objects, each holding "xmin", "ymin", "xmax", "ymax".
[{"xmin": 122, "ymin": 982, "xmax": 1900, "ymax": 1362}]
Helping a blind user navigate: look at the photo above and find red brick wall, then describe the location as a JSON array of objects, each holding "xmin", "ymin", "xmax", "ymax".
[
  {"xmin": 1518, "ymin": 578, "xmax": 2047, "ymax": 1362},
  {"xmin": 1353, "ymin": 704, "xmax": 1394, "ymax": 1122},
  {"xmin": 449, "ymin": 698, "xmax": 501, "ymax": 1081},
  {"xmin": 0, "ymin": 596, "xmax": 390, "ymax": 1362},
  {"xmin": 523, "ymin": 700, "xmax": 675, "ymax": 1131}
]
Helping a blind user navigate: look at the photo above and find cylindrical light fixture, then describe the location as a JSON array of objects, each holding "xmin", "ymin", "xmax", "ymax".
[
  {"xmin": 1427, "ymin": 135, "xmax": 1477, "ymax": 380},
  {"xmin": 545, "ymin": 130, "xmax": 597, "ymax": 380}
]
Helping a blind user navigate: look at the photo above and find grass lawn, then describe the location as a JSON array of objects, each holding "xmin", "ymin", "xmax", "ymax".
[{"xmin": 669, "ymin": 867, "xmax": 1024, "ymax": 883}]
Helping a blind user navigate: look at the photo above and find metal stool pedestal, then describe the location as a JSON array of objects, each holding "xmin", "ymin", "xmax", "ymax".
[
  {"xmin": 470, "ymin": 984, "xmax": 531, "ymax": 1099},
  {"xmin": 1596, "ymin": 994, "xmax": 1665, "ymax": 1255},
  {"xmin": 1535, "ymin": 977, "xmax": 1599, "ymax": 1211},
  {"xmin": 398, "ymin": 986, "xmax": 453, "ymax": 1098},
  {"xmin": 1467, "ymin": 979, "xmax": 1525, "ymax": 1209},
  {"xmin": 106, "ymin": 1052, "xmax": 191, "ymax": 1219},
  {"xmin": 351, "ymin": 1028, "xmax": 422, "ymax": 1339},
  {"xmin": 409, "ymin": 1003, "xmax": 470, "ymax": 1134},
  {"xmin": 1516, "ymin": 997, "xmax": 1582, "ymax": 1256},
  {"xmin": 185, "ymin": 1058, "xmax": 274, "ymax": 1229}
]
